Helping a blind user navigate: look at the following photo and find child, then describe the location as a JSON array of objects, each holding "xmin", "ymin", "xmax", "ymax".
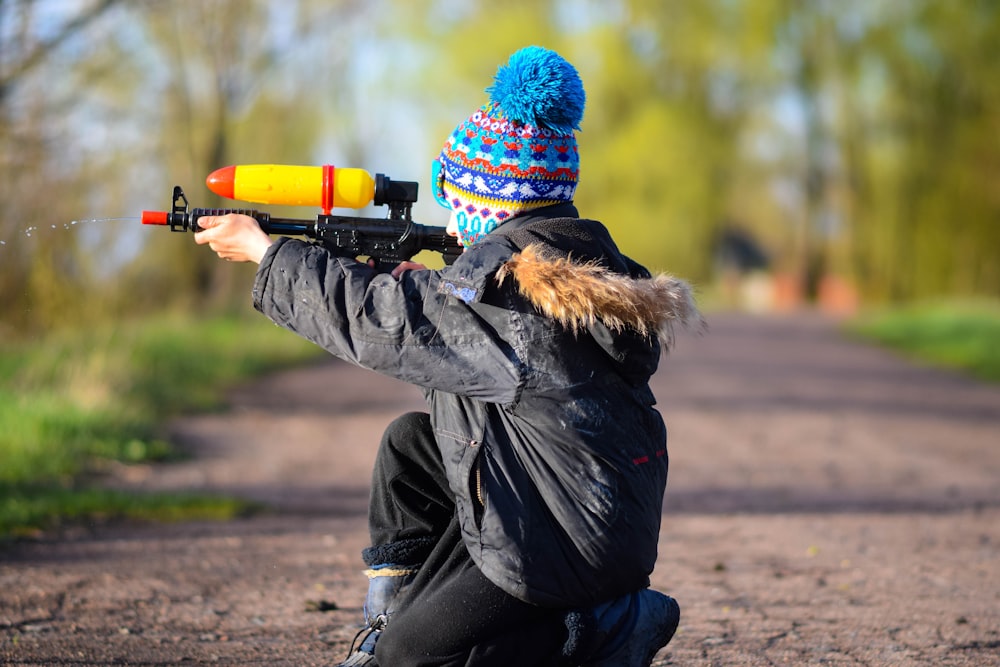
[{"xmin": 194, "ymin": 45, "xmax": 701, "ymax": 667}]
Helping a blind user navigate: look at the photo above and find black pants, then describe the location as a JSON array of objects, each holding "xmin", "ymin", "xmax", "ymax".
[{"xmin": 367, "ymin": 412, "xmax": 569, "ymax": 667}]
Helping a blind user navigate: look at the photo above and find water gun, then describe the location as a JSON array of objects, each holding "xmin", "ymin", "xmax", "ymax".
[{"xmin": 142, "ymin": 165, "xmax": 461, "ymax": 269}]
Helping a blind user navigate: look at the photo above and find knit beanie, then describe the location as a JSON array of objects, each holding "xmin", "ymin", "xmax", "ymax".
[{"xmin": 433, "ymin": 46, "xmax": 586, "ymax": 247}]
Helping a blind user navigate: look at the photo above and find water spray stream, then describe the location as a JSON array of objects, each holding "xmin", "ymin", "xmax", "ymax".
[{"xmin": 0, "ymin": 217, "xmax": 140, "ymax": 245}]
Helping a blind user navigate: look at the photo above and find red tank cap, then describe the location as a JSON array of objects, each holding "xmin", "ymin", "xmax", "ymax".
[
  {"xmin": 206, "ymin": 165, "xmax": 236, "ymax": 199},
  {"xmin": 141, "ymin": 210, "xmax": 168, "ymax": 225}
]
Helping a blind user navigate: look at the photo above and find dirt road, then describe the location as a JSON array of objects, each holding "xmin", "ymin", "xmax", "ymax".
[{"xmin": 2, "ymin": 312, "xmax": 998, "ymax": 666}]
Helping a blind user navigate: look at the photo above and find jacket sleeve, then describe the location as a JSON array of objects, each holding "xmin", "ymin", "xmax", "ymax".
[{"xmin": 252, "ymin": 237, "xmax": 522, "ymax": 404}]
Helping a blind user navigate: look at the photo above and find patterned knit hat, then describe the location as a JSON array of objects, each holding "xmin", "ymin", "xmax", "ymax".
[{"xmin": 433, "ymin": 46, "xmax": 586, "ymax": 247}]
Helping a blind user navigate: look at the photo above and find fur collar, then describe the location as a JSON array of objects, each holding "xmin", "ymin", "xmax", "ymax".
[{"xmin": 496, "ymin": 244, "xmax": 704, "ymax": 346}]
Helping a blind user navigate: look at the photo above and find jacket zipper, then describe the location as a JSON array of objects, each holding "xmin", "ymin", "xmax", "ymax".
[
  {"xmin": 471, "ymin": 440, "xmax": 484, "ymax": 507},
  {"xmin": 476, "ymin": 456, "xmax": 484, "ymax": 506}
]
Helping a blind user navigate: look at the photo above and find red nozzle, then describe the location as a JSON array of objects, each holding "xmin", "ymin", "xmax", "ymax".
[
  {"xmin": 142, "ymin": 210, "xmax": 169, "ymax": 225},
  {"xmin": 206, "ymin": 165, "xmax": 236, "ymax": 199}
]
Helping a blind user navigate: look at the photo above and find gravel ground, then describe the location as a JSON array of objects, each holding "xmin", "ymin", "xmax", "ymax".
[{"xmin": 2, "ymin": 312, "xmax": 998, "ymax": 666}]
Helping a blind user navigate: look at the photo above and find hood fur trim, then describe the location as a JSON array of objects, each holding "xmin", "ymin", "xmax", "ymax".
[{"xmin": 496, "ymin": 244, "xmax": 704, "ymax": 345}]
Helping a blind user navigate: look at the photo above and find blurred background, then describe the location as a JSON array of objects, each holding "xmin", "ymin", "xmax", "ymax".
[
  {"xmin": 2, "ymin": 1, "xmax": 999, "ymax": 536},
  {"xmin": 3, "ymin": 0, "xmax": 998, "ymax": 334}
]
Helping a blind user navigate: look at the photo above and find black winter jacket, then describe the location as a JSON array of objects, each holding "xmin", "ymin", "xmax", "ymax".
[{"xmin": 252, "ymin": 204, "xmax": 700, "ymax": 608}]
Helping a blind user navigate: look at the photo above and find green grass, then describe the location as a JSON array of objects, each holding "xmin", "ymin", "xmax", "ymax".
[
  {"xmin": 0, "ymin": 313, "xmax": 324, "ymax": 539},
  {"xmin": 848, "ymin": 301, "xmax": 1000, "ymax": 383},
  {"xmin": 0, "ymin": 484, "xmax": 251, "ymax": 538}
]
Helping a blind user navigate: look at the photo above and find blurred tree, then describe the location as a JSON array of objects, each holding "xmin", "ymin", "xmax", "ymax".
[
  {"xmin": 571, "ymin": 0, "xmax": 773, "ymax": 279},
  {"xmin": 2, "ymin": 0, "xmax": 998, "ymax": 338},
  {"xmin": 379, "ymin": 0, "xmax": 760, "ymax": 278},
  {"xmin": 0, "ymin": 0, "xmax": 379, "ymax": 335},
  {"xmin": 847, "ymin": 0, "xmax": 1000, "ymax": 302},
  {"xmin": 126, "ymin": 0, "xmax": 370, "ymax": 311},
  {"xmin": 0, "ymin": 0, "xmax": 127, "ymax": 333},
  {"xmin": 0, "ymin": 0, "xmax": 118, "ymax": 105},
  {"xmin": 371, "ymin": 0, "xmax": 564, "ymax": 175}
]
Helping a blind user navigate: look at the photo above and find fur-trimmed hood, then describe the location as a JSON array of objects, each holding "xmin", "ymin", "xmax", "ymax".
[{"xmin": 497, "ymin": 244, "xmax": 704, "ymax": 347}]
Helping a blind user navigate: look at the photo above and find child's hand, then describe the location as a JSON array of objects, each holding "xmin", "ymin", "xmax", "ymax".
[
  {"xmin": 194, "ymin": 214, "xmax": 273, "ymax": 264},
  {"xmin": 390, "ymin": 261, "xmax": 427, "ymax": 280}
]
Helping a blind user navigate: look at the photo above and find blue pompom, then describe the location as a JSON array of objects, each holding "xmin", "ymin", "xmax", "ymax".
[{"xmin": 486, "ymin": 46, "xmax": 585, "ymax": 133}]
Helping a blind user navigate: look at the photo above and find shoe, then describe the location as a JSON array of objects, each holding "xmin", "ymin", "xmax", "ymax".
[
  {"xmin": 336, "ymin": 643, "xmax": 378, "ymax": 667},
  {"xmin": 334, "ymin": 614, "xmax": 383, "ymax": 666},
  {"xmin": 582, "ymin": 589, "xmax": 680, "ymax": 667}
]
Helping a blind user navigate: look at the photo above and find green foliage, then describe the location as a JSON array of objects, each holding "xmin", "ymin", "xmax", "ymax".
[
  {"xmin": 0, "ymin": 484, "xmax": 254, "ymax": 540},
  {"xmin": 0, "ymin": 313, "xmax": 323, "ymax": 537},
  {"xmin": 831, "ymin": 1, "xmax": 1000, "ymax": 302},
  {"xmin": 848, "ymin": 301, "xmax": 1000, "ymax": 383},
  {"xmin": 3, "ymin": 0, "xmax": 1000, "ymax": 331},
  {"xmin": 0, "ymin": 390, "xmax": 162, "ymax": 485},
  {"xmin": 1, "ymin": 313, "xmax": 323, "ymax": 484}
]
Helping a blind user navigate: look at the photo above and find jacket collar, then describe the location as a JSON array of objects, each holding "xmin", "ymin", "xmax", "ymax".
[{"xmin": 435, "ymin": 204, "xmax": 581, "ymax": 305}]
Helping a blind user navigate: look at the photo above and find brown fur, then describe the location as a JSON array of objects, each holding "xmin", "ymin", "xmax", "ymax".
[{"xmin": 496, "ymin": 244, "xmax": 704, "ymax": 347}]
